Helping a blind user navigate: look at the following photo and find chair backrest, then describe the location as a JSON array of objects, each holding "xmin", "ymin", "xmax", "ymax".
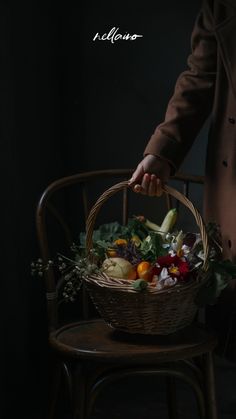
[{"xmin": 36, "ymin": 169, "xmax": 204, "ymax": 331}]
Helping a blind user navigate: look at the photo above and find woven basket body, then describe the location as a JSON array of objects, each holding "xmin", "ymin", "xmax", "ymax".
[
  {"xmin": 84, "ymin": 181, "xmax": 209, "ymax": 335},
  {"xmin": 85, "ymin": 276, "xmax": 202, "ymax": 335}
]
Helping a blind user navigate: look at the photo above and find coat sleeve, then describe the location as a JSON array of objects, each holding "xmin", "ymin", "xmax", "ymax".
[{"xmin": 144, "ymin": 0, "xmax": 217, "ymax": 171}]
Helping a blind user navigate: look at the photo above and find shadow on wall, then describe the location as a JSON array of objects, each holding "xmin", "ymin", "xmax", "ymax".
[{"xmin": 71, "ymin": 0, "xmax": 205, "ymax": 175}]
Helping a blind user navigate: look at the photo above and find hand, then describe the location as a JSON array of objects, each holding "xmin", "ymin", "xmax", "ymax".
[{"xmin": 128, "ymin": 154, "xmax": 171, "ymax": 197}]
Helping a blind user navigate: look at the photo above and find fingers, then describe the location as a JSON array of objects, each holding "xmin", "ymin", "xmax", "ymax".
[
  {"xmin": 128, "ymin": 164, "xmax": 144, "ymax": 186},
  {"xmin": 149, "ymin": 174, "xmax": 158, "ymax": 196},
  {"xmin": 133, "ymin": 174, "xmax": 163, "ymax": 197},
  {"xmin": 140, "ymin": 173, "xmax": 151, "ymax": 193}
]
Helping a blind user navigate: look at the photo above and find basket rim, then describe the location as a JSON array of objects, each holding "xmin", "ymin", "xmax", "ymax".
[{"xmin": 84, "ymin": 272, "xmax": 204, "ymax": 295}]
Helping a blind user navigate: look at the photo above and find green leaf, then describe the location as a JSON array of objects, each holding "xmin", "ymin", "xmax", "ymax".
[
  {"xmin": 195, "ymin": 271, "xmax": 229, "ymax": 307},
  {"xmin": 95, "ymin": 239, "xmax": 112, "ymax": 249},
  {"xmin": 212, "ymin": 259, "xmax": 236, "ymax": 277},
  {"xmin": 126, "ymin": 217, "xmax": 150, "ymax": 240},
  {"xmin": 79, "ymin": 221, "xmax": 126, "ymax": 248},
  {"xmin": 140, "ymin": 232, "xmax": 167, "ymax": 262},
  {"xmin": 79, "ymin": 217, "xmax": 152, "ymax": 251}
]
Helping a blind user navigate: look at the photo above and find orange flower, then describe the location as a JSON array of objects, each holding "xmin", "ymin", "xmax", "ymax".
[{"xmin": 114, "ymin": 238, "xmax": 127, "ymax": 246}]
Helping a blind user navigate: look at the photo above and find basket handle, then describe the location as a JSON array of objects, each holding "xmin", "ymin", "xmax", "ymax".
[{"xmin": 85, "ymin": 181, "xmax": 209, "ymax": 270}]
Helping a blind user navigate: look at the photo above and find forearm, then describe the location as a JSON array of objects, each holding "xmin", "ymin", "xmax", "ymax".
[{"xmin": 144, "ymin": 1, "xmax": 217, "ymax": 170}]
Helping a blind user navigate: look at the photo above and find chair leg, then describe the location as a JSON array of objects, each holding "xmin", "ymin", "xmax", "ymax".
[
  {"xmin": 47, "ymin": 358, "xmax": 62, "ymax": 419},
  {"xmin": 166, "ymin": 376, "xmax": 178, "ymax": 419},
  {"xmin": 203, "ymin": 352, "xmax": 218, "ymax": 419},
  {"xmin": 61, "ymin": 362, "xmax": 74, "ymax": 412},
  {"xmin": 166, "ymin": 367, "xmax": 205, "ymax": 419},
  {"xmin": 72, "ymin": 364, "xmax": 88, "ymax": 419}
]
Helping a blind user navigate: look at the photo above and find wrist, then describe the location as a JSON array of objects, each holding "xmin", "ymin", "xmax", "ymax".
[{"xmin": 145, "ymin": 154, "xmax": 174, "ymax": 176}]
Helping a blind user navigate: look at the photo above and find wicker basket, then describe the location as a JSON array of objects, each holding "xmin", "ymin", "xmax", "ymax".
[{"xmin": 84, "ymin": 181, "xmax": 209, "ymax": 335}]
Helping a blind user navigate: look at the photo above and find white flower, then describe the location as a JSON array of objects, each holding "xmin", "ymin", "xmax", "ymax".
[
  {"xmin": 156, "ymin": 282, "xmax": 164, "ymax": 290},
  {"xmin": 163, "ymin": 277, "xmax": 177, "ymax": 288},
  {"xmin": 182, "ymin": 244, "xmax": 191, "ymax": 255},
  {"xmin": 160, "ymin": 267, "xmax": 170, "ymax": 281},
  {"xmin": 156, "ymin": 267, "xmax": 178, "ymax": 289},
  {"xmin": 156, "ymin": 268, "xmax": 170, "ymax": 290},
  {"xmin": 170, "ymin": 242, "xmax": 178, "ymax": 252}
]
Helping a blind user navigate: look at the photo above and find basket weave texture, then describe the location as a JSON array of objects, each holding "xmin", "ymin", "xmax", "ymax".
[{"xmin": 84, "ymin": 181, "xmax": 209, "ymax": 335}]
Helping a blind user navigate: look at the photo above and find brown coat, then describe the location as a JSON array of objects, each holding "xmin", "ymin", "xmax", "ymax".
[{"xmin": 144, "ymin": 0, "xmax": 236, "ymax": 359}]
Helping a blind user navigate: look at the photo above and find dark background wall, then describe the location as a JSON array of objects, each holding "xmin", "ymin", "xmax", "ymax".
[{"xmin": 1, "ymin": 1, "xmax": 206, "ymax": 417}]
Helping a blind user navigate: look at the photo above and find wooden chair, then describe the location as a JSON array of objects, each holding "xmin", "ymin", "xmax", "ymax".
[{"xmin": 36, "ymin": 169, "xmax": 218, "ymax": 419}]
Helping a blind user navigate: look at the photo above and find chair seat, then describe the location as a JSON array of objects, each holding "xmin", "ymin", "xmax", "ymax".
[{"xmin": 50, "ymin": 318, "xmax": 217, "ymax": 364}]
